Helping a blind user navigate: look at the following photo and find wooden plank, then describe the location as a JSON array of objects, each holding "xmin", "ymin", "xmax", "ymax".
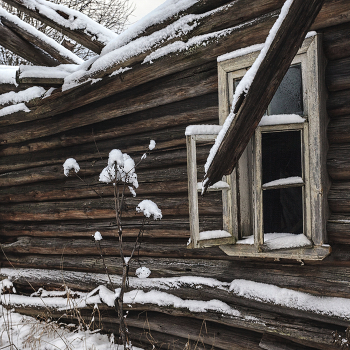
[
  {"xmin": 2, "ymin": 249, "xmax": 350, "ymax": 297},
  {"xmin": 326, "ymin": 56, "xmax": 350, "ymax": 91},
  {"xmin": 259, "ymin": 333, "xmax": 321, "ymax": 350},
  {"xmin": 203, "ymin": 0, "xmax": 326, "ymax": 189},
  {"xmin": 0, "ymin": 63, "xmax": 218, "ymax": 144},
  {"xmin": 0, "ymin": 94, "xmax": 217, "ymax": 157},
  {"xmin": 220, "ymin": 244, "xmax": 331, "ymax": 261},
  {"xmin": 328, "ymin": 114, "xmax": 350, "ymax": 144},
  {"xmin": 0, "ymin": 22, "xmax": 59, "ymax": 66},
  {"xmin": 323, "ymin": 21, "xmax": 350, "ymax": 60},
  {"xmin": 5, "ymin": 300, "xmax": 342, "ymax": 349},
  {"xmin": 0, "ymin": 191, "xmax": 222, "ymax": 221},
  {"xmin": 327, "ymin": 143, "xmax": 350, "ymax": 180},
  {"xmin": 327, "ymin": 89, "xmax": 350, "ymax": 117},
  {"xmin": 0, "ymin": 130, "xmax": 211, "ymax": 176},
  {"xmin": 1, "ymin": 0, "xmax": 112, "ymax": 53},
  {"xmin": 0, "ymin": 15, "xmax": 79, "ymax": 65}
]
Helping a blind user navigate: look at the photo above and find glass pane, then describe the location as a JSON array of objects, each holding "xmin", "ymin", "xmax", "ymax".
[
  {"xmin": 268, "ymin": 64, "xmax": 303, "ymax": 115},
  {"xmin": 234, "ymin": 64, "xmax": 303, "ymax": 116},
  {"xmin": 263, "ymin": 187, "xmax": 303, "ymax": 234},
  {"xmin": 262, "ymin": 131, "xmax": 302, "ymax": 184}
]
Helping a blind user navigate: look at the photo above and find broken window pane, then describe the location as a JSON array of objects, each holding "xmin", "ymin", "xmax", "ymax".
[
  {"xmin": 262, "ymin": 130, "xmax": 302, "ymax": 184},
  {"xmin": 263, "ymin": 187, "xmax": 303, "ymax": 234}
]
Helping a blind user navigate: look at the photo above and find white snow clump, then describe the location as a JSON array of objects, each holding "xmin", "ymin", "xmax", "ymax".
[
  {"xmin": 136, "ymin": 200, "xmax": 162, "ymax": 220},
  {"xmin": 63, "ymin": 158, "xmax": 80, "ymax": 176},
  {"xmin": 136, "ymin": 266, "xmax": 151, "ymax": 279},
  {"xmin": 149, "ymin": 140, "xmax": 156, "ymax": 150},
  {"xmin": 94, "ymin": 231, "xmax": 103, "ymax": 241},
  {"xmin": 99, "ymin": 149, "xmax": 138, "ymax": 189}
]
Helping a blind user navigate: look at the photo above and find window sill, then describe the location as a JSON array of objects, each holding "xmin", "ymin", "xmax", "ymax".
[{"xmin": 219, "ymin": 244, "xmax": 331, "ymax": 260}]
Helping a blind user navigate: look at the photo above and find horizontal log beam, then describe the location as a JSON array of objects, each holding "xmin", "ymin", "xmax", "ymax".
[
  {"xmin": 326, "ymin": 56, "xmax": 350, "ymax": 91},
  {"xmin": 0, "ymin": 128, "xmax": 211, "ymax": 177},
  {"xmin": 0, "ymin": 93, "xmax": 217, "ymax": 157},
  {"xmin": 328, "ymin": 114, "xmax": 350, "ymax": 144},
  {"xmin": 323, "ymin": 21, "xmax": 350, "ymax": 60},
  {"xmin": 0, "ymin": 14, "xmax": 81, "ymax": 65},
  {"xmin": 0, "ymin": 22, "xmax": 59, "ymax": 66},
  {"xmin": 327, "ymin": 89, "xmax": 350, "ymax": 117},
  {"xmin": 1, "ymin": 0, "xmax": 115, "ymax": 53},
  {"xmin": 327, "ymin": 143, "xmax": 350, "ymax": 180},
  {"xmin": 4, "ymin": 295, "xmax": 342, "ymax": 349},
  {"xmin": 0, "ymin": 192, "xmax": 221, "ymax": 221},
  {"xmin": 328, "ymin": 214, "xmax": 350, "ymax": 244},
  {"xmin": 2, "ymin": 246, "xmax": 350, "ymax": 297},
  {"xmin": 0, "ymin": 63, "xmax": 217, "ymax": 144}
]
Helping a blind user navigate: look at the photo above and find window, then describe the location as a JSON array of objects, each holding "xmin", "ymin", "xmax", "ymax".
[{"xmin": 186, "ymin": 34, "xmax": 331, "ymax": 260}]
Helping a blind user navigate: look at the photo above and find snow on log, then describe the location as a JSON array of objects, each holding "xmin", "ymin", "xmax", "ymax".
[
  {"xmin": 0, "ymin": 7, "xmax": 83, "ymax": 65},
  {"xmin": 1, "ymin": 0, "xmax": 117, "ymax": 53},
  {"xmin": 0, "ymin": 21, "xmax": 59, "ymax": 66}
]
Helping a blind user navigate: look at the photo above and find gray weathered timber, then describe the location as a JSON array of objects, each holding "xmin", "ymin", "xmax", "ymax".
[
  {"xmin": 1, "ymin": 0, "xmax": 106, "ymax": 53},
  {"xmin": 0, "ymin": 16, "xmax": 77, "ymax": 64},
  {"xmin": 0, "ymin": 22, "xmax": 59, "ymax": 66},
  {"xmin": 326, "ymin": 56, "xmax": 350, "ymax": 91},
  {"xmin": 323, "ymin": 21, "xmax": 350, "ymax": 60},
  {"xmin": 327, "ymin": 88, "xmax": 350, "ymax": 117},
  {"xmin": 327, "ymin": 143, "xmax": 350, "ymax": 180},
  {"xmin": 2, "ymin": 252, "xmax": 350, "ymax": 297},
  {"xmin": 259, "ymin": 334, "xmax": 321, "ymax": 350},
  {"xmin": 0, "ymin": 94, "xmax": 217, "ymax": 157},
  {"xmin": 328, "ymin": 114, "xmax": 350, "ymax": 143}
]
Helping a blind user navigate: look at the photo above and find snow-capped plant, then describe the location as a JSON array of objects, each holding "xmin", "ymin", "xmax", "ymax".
[
  {"xmin": 62, "ymin": 141, "xmax": 160, "ymax": 349},
  {"xmin": 63, "ymin": 158, "xmax": 80, "ymax": 176}
]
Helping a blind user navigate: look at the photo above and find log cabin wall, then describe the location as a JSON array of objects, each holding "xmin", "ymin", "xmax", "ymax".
[{"xmin": 1, "ymin": 0, "xmax": 350, "ymax": 349}]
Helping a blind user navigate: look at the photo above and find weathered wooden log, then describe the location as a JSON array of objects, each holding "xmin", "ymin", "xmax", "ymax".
[
  {"xmin": 327, "ymin": 88, "xmax": 350, "ymax": 117},
  {"xmin": 327, "ymin": 214, "xmax": 350, "ymax": 244},
  {"xmin": 0, "ymin": 14, "xmax": 277, "ymax": 131},
  {"xmin": 0, "ymin": 63, "xmax": 217, "ymax": 146},
  {"xmin": 0, "ymin": 179, "xmax": 189, "ymax": 203},
  {"xmin": 123, "ymin": 0, "xmax": 252, "ymax": 45},
  {"xmin": 0, "ymin": 16, "xmax": 80, "ymax": 65},
  {"xmin": 0, "ymin": 93, "xmax": 217, "ymax": 157},
  {"xmin": 7, "ymin": 299, "xmax": 342, "ymax": 349},
  {"xmin": 0, "ymin": 190, "xmax": 221, "ymax": 221},
  {"xmin": 1, "ymin": 237, "xmax": 229, "ymax": 259},
  {"xmin": 328, "ymin": 114, "xmax": 350, "ymax": 144},
  {"xmin": 0, "ymin": 215, "xmax": 220, "ymax": 240},
  {"xmin": 328, "ymin": 182, "xmax": 350, "ymax": 213},
  {"xmin": 2, "ymin": 248, "xmax": 350, "ymax": 297},
  {"xmin": 0, "ymin": 60, "xmax": 217, "ymax": 127},
  {"xmin": 327, "ymin": 143, "xmax": 350, "ymax": 180},
  {"xmin": 0, "ymin": 161, "xmax": 190, "ymax": 188},
  {"xmin": 1, "ymin": 0, "xmax": 114, "ymax": 53},
  {"xmin": 0, "ymin": 83, "xmax": 34, "ymax": 95},
  {"xmin": 326, "ymin": 56, "xmax": 350, "ymax": 91},
  {"xmin": 259, "ymin": 334, "xmax": 321, "ymax": 350},
  {"xmin": 323, "ymin": 21, "xmax": 350, "ymax": 60},
  {"xmin": 0, "ymin": 22, "xmax": 59, "ymax": 66},
  {"xmin": 0, "ymin": 129, "xmax": 212, "ymax": 177},
  {"xmin": 1, "ymin": 0, "xmax": 348, "ymax": 133}
]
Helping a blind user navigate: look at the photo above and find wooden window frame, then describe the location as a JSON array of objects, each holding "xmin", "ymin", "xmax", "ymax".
[{"xmin": 187, "ymin": 34, "xmax": 331, "ymax": 260}]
